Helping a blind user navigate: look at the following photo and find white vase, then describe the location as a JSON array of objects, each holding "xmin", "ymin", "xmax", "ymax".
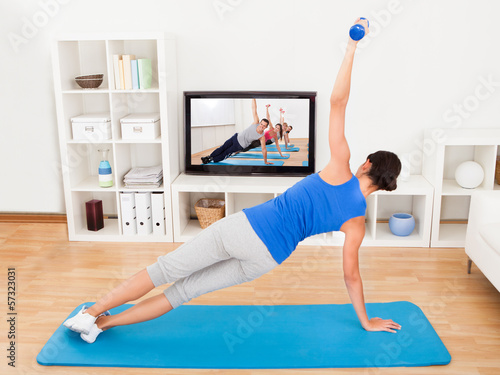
[{"xmin": 455, "ymin": 161, "xmax": 484, "ymax": 189}]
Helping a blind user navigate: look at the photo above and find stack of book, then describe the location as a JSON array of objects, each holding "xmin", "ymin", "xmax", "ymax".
[
  {"xmin": 123, "ymin": 165, "xmax": 163, "ymax": 189},
  {"xmin": 113, "ymin": 55, "xmax": 152, "ymax": 90}
]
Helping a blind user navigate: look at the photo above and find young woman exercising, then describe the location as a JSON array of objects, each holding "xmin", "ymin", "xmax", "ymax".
[{"xmin": 64, "ymin": 18, "xmax": 402, "ymax": 344}]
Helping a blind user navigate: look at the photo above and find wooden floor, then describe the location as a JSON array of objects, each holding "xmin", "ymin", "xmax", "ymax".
[
  {"xmin": 1, "ymin": 222, "xmax": 500, "ymax": 375},
  {"xmin": 192, "ymin": 138, "xmax": 309, "ymax": 166}
]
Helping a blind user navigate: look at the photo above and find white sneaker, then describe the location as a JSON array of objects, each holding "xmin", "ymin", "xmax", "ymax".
[
  {"xmin": 80, "ymin": 323, "xmax": 103, "ymax": 344},
  {"xmin": 63, "ymin": 305, "xmax": 97, "ymax": 335},
  {"xmin": 80, "ymin": 311, "xmax": 110, "ymax": 344},
  {"xmin": 63, "ymin": 306, "xmax": 110, "ymax": 335}
]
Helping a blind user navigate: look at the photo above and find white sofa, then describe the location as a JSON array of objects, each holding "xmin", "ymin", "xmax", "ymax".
[{"xmin": 465, "ymin": 190, "xmax": 500, "ymax": 292}]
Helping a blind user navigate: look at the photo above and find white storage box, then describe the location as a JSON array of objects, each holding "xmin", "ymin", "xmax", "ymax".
[
  {"xmin": 120, "ymin": 113, "xmax": 161, "ymax": 140},
  {"xmin": 71, "ymin": 113, "xmax": 111, "ymax": 142}
]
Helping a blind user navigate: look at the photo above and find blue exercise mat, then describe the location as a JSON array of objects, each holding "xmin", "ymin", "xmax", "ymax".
[
  {"xmin": 251, "ymin": 146, "xmax": 300, "ymax": 152},
  {"xmin": 230, "ymin": 153, "xmax": 290, "ymax": 159},
  {"xmin": 37, "ymin": 302, "xmax": 450, "ymax": 369},
  {"xmin": 210, "ymin": 159, "xmax": 285, "ymax": 166}
]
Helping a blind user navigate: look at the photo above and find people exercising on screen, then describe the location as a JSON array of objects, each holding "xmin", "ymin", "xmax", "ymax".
[
  {"xmin": 201, "ymin": 99, "xmax": 268, "ymax": 164},
  {"xmin": 63, "ymin": 19, "xmax": 402, "ymax": 344},
  {"xmin": 239, "ymin": 104, "xmax": 285, "ymax": 164}
]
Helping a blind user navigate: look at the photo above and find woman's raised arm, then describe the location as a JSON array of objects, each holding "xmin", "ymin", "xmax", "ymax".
[{"xmin": 322, "ymin": 18, "xmax": 369, "ymax": 183}]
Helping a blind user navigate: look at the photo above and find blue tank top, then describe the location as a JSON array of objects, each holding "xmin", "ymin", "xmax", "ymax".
[{"xmin": 243, "ymin": 173, "xmax": 367, "ymax": 264}]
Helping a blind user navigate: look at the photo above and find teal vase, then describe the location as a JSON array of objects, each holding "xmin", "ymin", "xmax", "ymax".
[{"xmin": 98, "ymin": 149, "xmax": 113, "ymax": 188}]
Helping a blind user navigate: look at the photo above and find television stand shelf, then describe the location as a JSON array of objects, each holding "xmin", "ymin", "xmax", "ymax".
[{"xmin": 171, "ymin": 173, "xmax": 433, "ymax": 247}]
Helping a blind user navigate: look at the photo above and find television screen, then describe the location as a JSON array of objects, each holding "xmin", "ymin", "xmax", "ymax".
[{"xmin": 184, "ymin": 91, "xmax": 316, "ymax": 176}]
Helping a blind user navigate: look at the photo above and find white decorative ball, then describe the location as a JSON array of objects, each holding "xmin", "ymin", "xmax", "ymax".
[{"xmin": 455, "ymin": 161, "xmax": 484, "ymax": 189}]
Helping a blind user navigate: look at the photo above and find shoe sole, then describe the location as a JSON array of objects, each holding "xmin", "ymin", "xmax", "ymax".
[
  {"xmin": 63, "ymin": 321, "xmax": 91, "ymax": 335},
  {"xmin": 80, "ymin": 333, "xmax": 95, "ymax": 344}
]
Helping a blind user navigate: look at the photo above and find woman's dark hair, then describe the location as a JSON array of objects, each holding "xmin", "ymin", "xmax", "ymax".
[
  {"xmin": 276, "ymin": 124, "xmax": 283, "ymax": 141},
  {"xmin": 366, "ymin": 151, "xmax": 401, "ymax": 191}
]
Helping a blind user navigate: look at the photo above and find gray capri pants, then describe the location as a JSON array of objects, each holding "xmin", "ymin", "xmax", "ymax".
[{"xmin": 146, "ymin": 211, "xmax": 278, "ymax": 309}]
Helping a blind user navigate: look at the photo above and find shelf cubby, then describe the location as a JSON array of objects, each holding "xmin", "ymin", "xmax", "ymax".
[
  {"xmin": 106, "ymin": 39, "xmax": 159, "ymax": 90},
  {"xmin": 174, "ymin": 190, "xmax": 226, "ymax": 241},
  {"xmin": 70, "ymin": 191, "xmax": 119, "ymax": 239},
  {"xmin": 362, "ymin": 176, "xmax": 433, "ymax": 247},
  {"xmin": 66, "ymin": 143, "xmax": 116, "ymax": 191},
  {"xmin": 375, "ymin": 195, "xmax": 426, "ymax": 242},
  {"xmin": 57, "ymin": 40, "xmax": 108, "ymax": 91},
  {"xmin": 437, "ymin": 195, "xmax": 470, "ymax": 246},
  {"xmin": 440, "ymin": 195, "xmax": 470, "ymax": 222},
  {"xmin": 61, "ymin": 93, "xmax": 110, "ymax": 142},
  {"xmin": 442, "ymin": 144, "xmax": 497, "ymax": 190},
  {"xmin": 110, "ymin": 92, "xmax": 160, "ymax": 140},
  {"xmin": 226, "ymin": 192, "xmax": 275, "ymax": 215},
  {"xmin": 114, "ymin": 143, "xmax": 163, "ymax": 190}
]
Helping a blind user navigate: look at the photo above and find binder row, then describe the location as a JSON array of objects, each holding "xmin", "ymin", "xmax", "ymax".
[{"xmin": 120, "ymin": 192, "xmax": 165, "ymax": 235}]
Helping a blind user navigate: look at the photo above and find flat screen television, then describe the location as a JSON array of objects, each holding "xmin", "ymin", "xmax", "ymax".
[{"xmin": 184, "ymin": 91, "xmax": 316, "ymax": 176}]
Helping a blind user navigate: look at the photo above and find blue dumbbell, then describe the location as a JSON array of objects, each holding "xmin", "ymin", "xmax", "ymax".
[{"xmin": 349, "ymin": 18, "xmax": 369, "ymax": 41}]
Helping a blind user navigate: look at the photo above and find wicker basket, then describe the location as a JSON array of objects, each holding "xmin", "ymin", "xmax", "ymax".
[
  {"xmin": 496, "ymin": 158, "xmax": 500, "ymax": 185},
  {"xmin": 195, "ymin": 199, "xmax": 225, "ymax": 229},
  {"xmin": 75, "ymin": 73, "xmax": 104, "ymax": 89}
]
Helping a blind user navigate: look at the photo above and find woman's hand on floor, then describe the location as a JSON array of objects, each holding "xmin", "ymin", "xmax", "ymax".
[{"xmin": 363, "ymin": 317, "xmax": 401, "ymax": 333}]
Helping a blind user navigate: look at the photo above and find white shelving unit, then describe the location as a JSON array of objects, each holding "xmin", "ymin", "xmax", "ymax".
[
  {"xmin": 53, "ymin": 32, "xmax": 178, "ymax": 242},
  {"xmin": 423, "ymin": 128, "xmax": 500, "ymax": 247},
  {"xmin": 171, "ymin": 173, "xmax": 433, "ymax": 247}
]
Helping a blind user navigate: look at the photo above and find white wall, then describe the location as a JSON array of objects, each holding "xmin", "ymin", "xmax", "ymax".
[
  {"xmin": 191, "ymin": 125, "xmax": 235, "ymax": 154},
  {"xmin": 191, "ymin": 99, "xmax": 235, "ymax": 127},
  {"xmin": 191, "ymin": 98, "xmax": 236, "ymax": 153},
  {"xmin": 1, "ymin": 0, "xmax": 500, "ymax": 213}
]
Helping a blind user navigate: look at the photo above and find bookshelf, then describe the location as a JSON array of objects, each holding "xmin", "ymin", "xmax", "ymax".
[
  {"xmin": 52, "ymin": 32, "xmax": 178, "ymax": 241},
  {"xmin": 422, "ymin": 128, "xmax": 500, "ymax": 247}
]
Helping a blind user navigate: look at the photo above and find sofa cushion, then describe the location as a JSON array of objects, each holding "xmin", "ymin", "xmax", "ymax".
[{"xmin": 479, "ymin": 223, "xmax": 500, "ymax": 254}]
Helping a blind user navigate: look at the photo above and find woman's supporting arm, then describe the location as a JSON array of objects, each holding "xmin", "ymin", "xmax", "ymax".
[
  {"xmin": 274, "ymin": 136, "xmax": 284, "ymax": 157},
  {"xmin": 342, "ymin": 218, "xmax": 401, "ymax": 333},
  {"xmin": 260, "ymin": 136, "xmax": 271, "ymax": 165}
]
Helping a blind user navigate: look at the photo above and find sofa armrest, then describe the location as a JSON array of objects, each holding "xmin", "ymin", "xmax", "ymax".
[
  {"xmin": 468, "ymin": 191, "xmax": 500, "ymax": 225},
  {"xmin": 466, "ymin": 190, "xmax": 500, "ymax": 251}
]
